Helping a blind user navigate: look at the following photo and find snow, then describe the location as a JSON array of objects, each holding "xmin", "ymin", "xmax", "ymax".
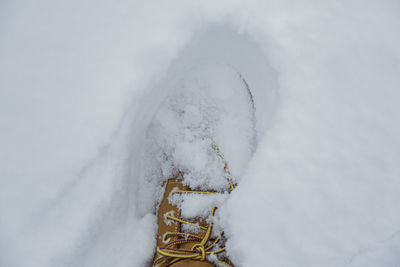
[
  {"xmin": 1, "ymin": 1, "xmax": 400, "ymax": 267},
  {"xmin": 144, "ymin": 64, "xmax": 257, "ymax": 191}
]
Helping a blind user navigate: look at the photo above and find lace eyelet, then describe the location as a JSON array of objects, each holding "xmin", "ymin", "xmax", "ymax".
[
  {"xmin": 163, "ymin": 210, "xmax": 175, "ymax": 225},
  {"xmin": 162, "ymin": 231, "xmax": 172, "ymax": 244}
]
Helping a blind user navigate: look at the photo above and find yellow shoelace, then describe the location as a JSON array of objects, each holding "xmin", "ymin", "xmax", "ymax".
[{"xmin": 154, "ymin": 144, "xmax": 235, "ymax": 267}]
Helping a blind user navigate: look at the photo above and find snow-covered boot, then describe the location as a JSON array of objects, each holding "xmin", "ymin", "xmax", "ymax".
[
  {"xmin": 153, "ymin": 167, "xmax": 234, "ymax": 266},
  {"xmin": 146, "ymin": 64, "xmax": 256, "ymax": 266}
]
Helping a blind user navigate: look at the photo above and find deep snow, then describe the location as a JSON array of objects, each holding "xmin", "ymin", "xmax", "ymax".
[{"xmin": 1, "ymin": 1, "xmax": 400, "ymax": 267}]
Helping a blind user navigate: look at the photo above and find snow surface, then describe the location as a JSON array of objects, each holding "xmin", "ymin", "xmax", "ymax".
[{"xmin": 1, "ymin": 1, "xmax": 400, "ymax": 267}]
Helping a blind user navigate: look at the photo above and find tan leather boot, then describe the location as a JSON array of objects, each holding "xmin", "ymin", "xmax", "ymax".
[{"xmin": 153, "ymin": 171, "xmax": 233, "ymax": 267}]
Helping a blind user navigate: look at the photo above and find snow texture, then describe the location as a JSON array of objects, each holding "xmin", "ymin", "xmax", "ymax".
[{"xmin": 1, "ymin": 1, "xmax": 400, "ymax": 267}]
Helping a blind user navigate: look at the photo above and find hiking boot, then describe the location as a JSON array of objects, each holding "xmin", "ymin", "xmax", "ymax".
[
  {"xmin": 146, "ymin": 64, "xmax": 256, "ymax": 267},
  {"xmin": 153, "ymin": 160, "xmax": 234, "ymax": 266}
]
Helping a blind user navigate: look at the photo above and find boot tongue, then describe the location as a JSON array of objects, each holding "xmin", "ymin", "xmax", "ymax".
[
  {"xmin": 176, "ymin": 218, "xmax": 213, "ymax": 264},
  {"xmin": 170, "ymin": 259, "xmax": 214, "ymax": 267},
  {"xmin": 174, "ymin": 192, "xmax": 228, "ymax": 220}
]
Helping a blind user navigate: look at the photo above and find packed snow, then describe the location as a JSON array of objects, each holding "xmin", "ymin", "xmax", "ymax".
[{"xmin": 1, "ymin": 1, "xmax": 400, "ymax": 267}]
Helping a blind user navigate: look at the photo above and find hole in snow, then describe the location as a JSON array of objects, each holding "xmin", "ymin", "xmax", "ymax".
[{"xmin": 129, "ymin": 25, "xmax": 279, "ymax": 216}]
